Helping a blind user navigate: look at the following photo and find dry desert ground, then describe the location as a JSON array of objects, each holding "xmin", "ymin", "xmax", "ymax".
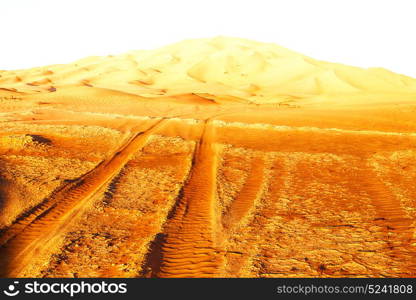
[{"xmin": 0, "ymin": 37, "xmax": 415, "ymax": 278}]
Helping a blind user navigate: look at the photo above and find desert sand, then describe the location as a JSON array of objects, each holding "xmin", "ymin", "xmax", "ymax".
[{"xmin": 0, "ymin": 37, "xmax": 415, "ymax": 278}]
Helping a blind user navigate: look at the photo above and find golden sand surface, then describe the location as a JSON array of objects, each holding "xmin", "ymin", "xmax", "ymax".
[{"xmin": 0, "ymin": 37, "xmax": 415, "ymax": 277}]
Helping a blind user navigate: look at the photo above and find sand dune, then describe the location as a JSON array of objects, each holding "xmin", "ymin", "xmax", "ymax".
[
  {"xmin": 1, "ymin": 37, "xmax": 416, "ymax": 102},
  {"xmin": 0, "ymin": 37, "xmax": 415, "ymax": 277}
]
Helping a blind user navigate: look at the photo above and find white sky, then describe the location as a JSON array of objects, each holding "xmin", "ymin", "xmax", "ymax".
[{"xmin": 1, "ymin": 0, "xmax": 415, "ymax": 77}]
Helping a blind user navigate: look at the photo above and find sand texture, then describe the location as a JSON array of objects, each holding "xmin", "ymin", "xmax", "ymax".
[{"xmin": 0, "ymin": 37, "xmax": 415, "ymax": 278}]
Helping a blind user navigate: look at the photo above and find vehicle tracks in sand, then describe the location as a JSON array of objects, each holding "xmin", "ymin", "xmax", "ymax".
[
  {"xmin": 1, "ymin": 115, "xmax": 415, "ymax": 277},
  {"xmin": 145, "ymin": 118, "xmax": 222, "ymax": 278},
  {"xmin": 222, "ymin": 156, "xmax": 267, "ymax": 230},
  {"xmin": 0, "ymin": 118, "xmax": 168, "ymax": 277},
  {"xmin": 362, "ymin": 160, "xmax": 416, "ymax": 275},
  {"xmin": 220, "ymin": 150, "xmax": 416, "ymax": 277},
  {"xmin": 221, "ymin": 155, "xmax": 294, "ymax": 277}
]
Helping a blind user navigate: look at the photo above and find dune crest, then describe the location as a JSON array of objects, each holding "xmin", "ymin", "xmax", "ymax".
[{"xmin": 1, "ymin": 37, "xmax": 415, "ymax": 103}]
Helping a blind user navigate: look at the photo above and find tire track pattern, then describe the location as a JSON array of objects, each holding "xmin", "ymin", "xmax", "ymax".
[
  {"xmin": 155, "ymin": 120, "xmax": 222, "ymax": 278},
  {"xmin": 0, "ymin": 119, "xmax": 167, "ymax": 277},
  {"xmin": 222, "ymin": 156, "xmax": 290, "ymax": 277},
  {"xmin": 222, "ymin": 157, "xmax": 266, "ymax": 230},
  {"xmin": 362, "ymin": 161, "xmax": 416, "ymax": 275}
]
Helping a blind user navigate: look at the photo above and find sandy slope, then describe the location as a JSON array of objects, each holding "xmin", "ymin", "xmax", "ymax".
[
  {"xmin": 1, "ymin": 36, "xmax": 416, "ymax": 103},
  {"xmin": 0, "ymin": 37, "xmax": 415, "ymax": 278}
]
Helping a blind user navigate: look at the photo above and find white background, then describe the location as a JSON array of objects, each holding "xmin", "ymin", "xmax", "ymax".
[{"xmin": 0, "ymin": 0, "xmax": 415, "ymax": 77}]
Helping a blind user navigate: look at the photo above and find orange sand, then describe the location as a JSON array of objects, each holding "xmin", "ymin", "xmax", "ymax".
[{"xmin": 0, "ymin": 37, "xmax": 415, "ymax": 278}]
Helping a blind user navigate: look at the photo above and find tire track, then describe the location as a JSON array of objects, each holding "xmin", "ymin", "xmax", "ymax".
[
  {"xmin": 363, "ymin": 159, "xmax": 416, "ymax": 275},
  {"xmin": 0, "ymin": 118, "xmax": 168, "ymax": 277},
  {"xmin": 0, "ymin": 161, "xmax": 109, "ymax": 248},
  {"xmin": 150, "ymin": 119, "xmax": 222, "ymax": 278},
  {"xmin": 222, "ymin": 155, "xmax": 290, "ymax": 276},
  {"xmin": 222, "ymin": 156, "xmax": 266, "ymax": 230}
]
